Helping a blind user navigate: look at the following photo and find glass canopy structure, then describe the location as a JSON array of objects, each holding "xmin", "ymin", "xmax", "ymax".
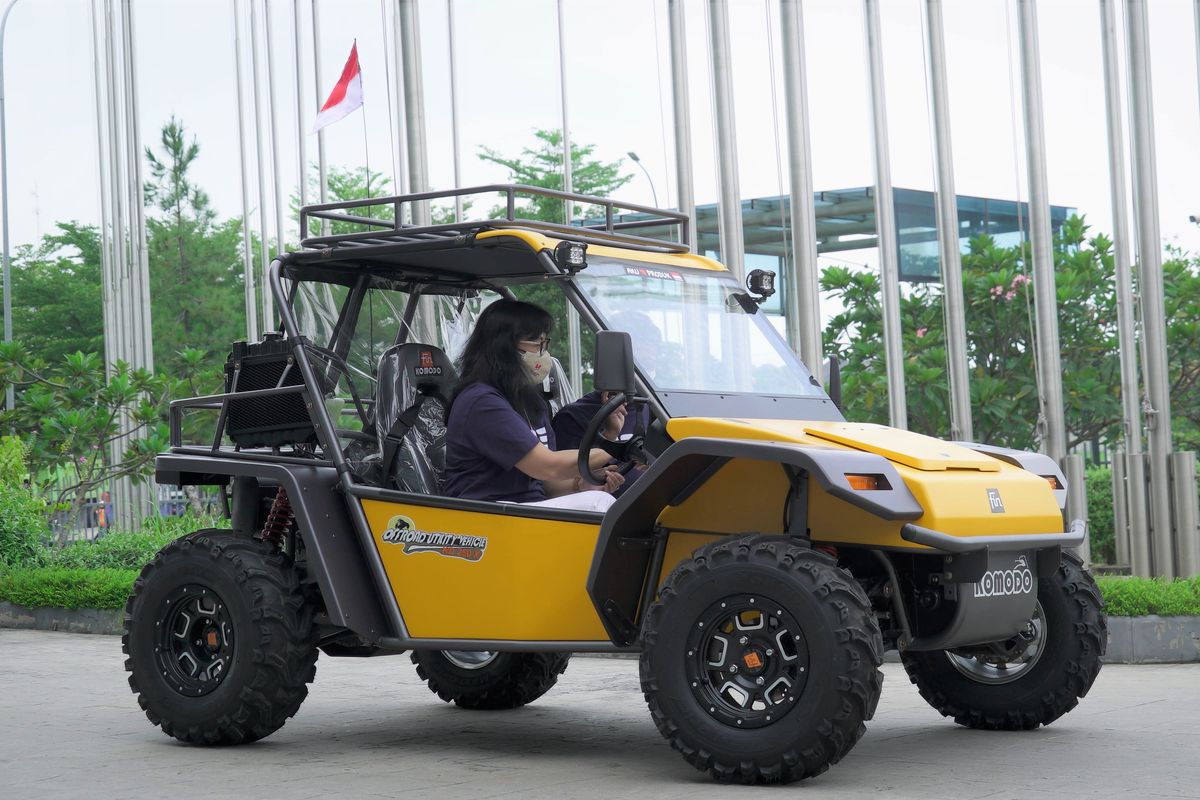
[{"xmin": 690, "ymin": 187, "xmax": 1075, "ymax": 283}]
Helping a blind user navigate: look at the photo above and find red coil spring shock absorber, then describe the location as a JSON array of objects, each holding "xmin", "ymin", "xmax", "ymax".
[{"xmin": 259, "ymin": 488, "xmax": 294, "ymax": 548}]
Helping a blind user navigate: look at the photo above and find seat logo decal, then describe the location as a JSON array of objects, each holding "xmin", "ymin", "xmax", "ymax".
[
  {"xmin": 414, "ymin": 351, "xmax": 442, "ymax": 376},
  {"xmin": 973, "ymin": 555, "xmax": 1034, "ymax": 598},
  {"xmin": 380, "ymin": 514, "xmax": 487, "ymax": 562}
]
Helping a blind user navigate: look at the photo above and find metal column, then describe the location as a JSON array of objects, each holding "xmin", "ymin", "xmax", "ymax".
[
  {"xmin": 667, "ymin": 0, "xmax": 695, "ymax": 249},
  {"xmin": 293, "ymin": 0, "xmax": 306, "ymax": 213},
  {"xmin": 863, "ymin": 0, "xmax": 906, "ymax": 428},
  {"xmin": 397, "ymin": 0, "xmax": 429, "ymax": 226},
  {"xmin": 311, "ymin": 0, "xmax": 329, "ymax": 233},
  {"xmin": 447, "ymin": 0, "xmax": 462, "ymax": 219},
  {"xmin": 249, "ymin": 2, "xmax": 273, "ymax": 332},
  {"xmin": 779, "ymin": 0, "xmax": 822, "ymax": 373},
  {"xmin": 1172, "ymin": 452, "xmax": 1200, "ymax": 577},
  {"xmin": 233, "ymin": 2, "xmax": 259, "ymax": 342},
  {"xmin": 556, "ymin": 0, "xmax": 582, "ymax": 396},
  {"xmin": 263, "ymin": 0, "xmax": 286, "ymax": 315},
  {"xmin": 707, "ymin": 0, "xmax": 745, "ymax": 281},
  {"xmin": 1100, "ymin": 0, "xmax": 1149, "ymax": 574},
  {"xmin": 1125, "ymin": 0, "xmax": 1175, "ymax": 578},
  {"xmin": 922, "ymin": 0, "xmax": 972, "ymax": 441},
  {"xmin": 0, "ymin": 0, "xmax": 17, "ymax": 414}
]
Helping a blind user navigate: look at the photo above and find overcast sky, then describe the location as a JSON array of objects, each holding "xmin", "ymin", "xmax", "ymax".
[{"xmin": 4, "ymin": 0, "xmax": 1200, "ymax": 268}]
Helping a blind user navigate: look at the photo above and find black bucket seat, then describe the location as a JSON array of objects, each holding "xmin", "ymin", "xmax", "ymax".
[{"xmin": 374, "ymin": 343, "xmax": 458, "ymax": 494}]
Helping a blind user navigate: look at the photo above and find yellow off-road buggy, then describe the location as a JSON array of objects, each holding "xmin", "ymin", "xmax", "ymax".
[{"xmin": 126, "ymin": 185, "xmax": 1104, "ymax": 784}]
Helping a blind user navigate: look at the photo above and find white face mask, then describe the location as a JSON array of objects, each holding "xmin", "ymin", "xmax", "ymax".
[{"xmin": 519, "ymin": 348, "xmax": 552, "ymax": 384}]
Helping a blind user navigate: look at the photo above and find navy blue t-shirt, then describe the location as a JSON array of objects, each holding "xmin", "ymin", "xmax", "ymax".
[{"xmin": 443, "ymin": 382, "xmax": 555, "ymax": 503}]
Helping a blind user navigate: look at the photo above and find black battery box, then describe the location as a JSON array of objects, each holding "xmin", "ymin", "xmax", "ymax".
[{"xmin": 223, "ymin": 333, "xmax": 317, "ymax": 448}]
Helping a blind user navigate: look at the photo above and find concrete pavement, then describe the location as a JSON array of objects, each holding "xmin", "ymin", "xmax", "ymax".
[{"xmin": 1, "ymin": 629, "xmax": 1197, "ymax": 799}]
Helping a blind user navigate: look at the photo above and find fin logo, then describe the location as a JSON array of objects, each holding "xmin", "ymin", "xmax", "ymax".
[{"xmin": 986, "ymin": 488, "xmax": 1005, "ymax": 514}]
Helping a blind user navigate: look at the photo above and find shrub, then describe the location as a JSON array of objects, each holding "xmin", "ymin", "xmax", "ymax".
[
  {"xmin": 1097, "ymin": 576, "xmax": 1200, "ymax": 617},
  {"xmin": 0, "ymin": 484, "xmax": 48, "ymax": 568},
  {"xmin": 0, "ymin": 568, "xmax": 138, "ymax": 609},
  {"xmin": 1086, "ymin": 466, "xmax": 1115, "ymax": 565},
  {"xmin": 42, "ymin": 514, "xmax": 216, "ymax": 571}
]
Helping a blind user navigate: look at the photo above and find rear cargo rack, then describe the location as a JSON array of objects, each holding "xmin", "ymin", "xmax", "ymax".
[{"xmin": 298, "ymin": 183, "xmax": 691, "ymax": 255}]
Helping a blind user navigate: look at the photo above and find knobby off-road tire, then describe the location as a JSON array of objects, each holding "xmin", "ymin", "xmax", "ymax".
[
  {"xmin": 900, "ymin": 549, "xmax": 1106, "ymax": 730},
  {"xmin": 123, "ymin": 529, "xmax": 317, "ymax": 744},
  {"xmin": 411, "ymin": 650, "xmax": 571, "ymax": 710},
  {"xmin": 640, "ymin": 535, "xmax": 884, "ymax": 784}
]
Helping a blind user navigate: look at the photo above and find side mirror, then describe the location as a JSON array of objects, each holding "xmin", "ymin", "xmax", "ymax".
[
  {"xmin": 827, "ymin": 354, "xmax": 842, "ymax": 411},
  {"xmin": 594, "ymin": 330, "xmax": 636, "ymax": 396}
]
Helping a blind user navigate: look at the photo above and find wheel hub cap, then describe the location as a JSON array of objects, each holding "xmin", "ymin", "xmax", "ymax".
[
  {"xmin": 155, "ymin": 584, "xmax": 234, "ymax": 697},
  {"xmin": 686, "ymin": 594, "xmax": 810, "ymax": 729},
  {"xmin": 945, "ymin": 601, "xmax": 1047, "ymax": 685}
]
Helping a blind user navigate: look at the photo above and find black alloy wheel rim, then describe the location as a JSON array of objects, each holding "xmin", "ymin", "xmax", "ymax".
[
  {"xmin": 155, "ymin": 584, "xmax": 235, "ymax": 697},
  {"xmin": 685, "ymin": 594, "xmax": 811, "ymax": 729}
]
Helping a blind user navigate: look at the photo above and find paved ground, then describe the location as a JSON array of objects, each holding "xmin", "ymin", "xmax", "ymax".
[{"xmin": 1, "ymin": 629, "xmax": 1197, "ymax": 799}]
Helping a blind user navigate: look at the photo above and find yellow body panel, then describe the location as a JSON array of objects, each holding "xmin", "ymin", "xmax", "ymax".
[
  {"xmin": 475, "ymin": 228, "xmax": 729, "ymax": 272},
  {"xmin": 801, "ymin": 421, "xmax": 999, "ymax": 472},
  {"xmin": 360, "ymin": 499, "xmax": 609, "ymax": 642},
  {"xmin": 663, "ymin": 417, "xmax": 1063, "ymax": 549}
]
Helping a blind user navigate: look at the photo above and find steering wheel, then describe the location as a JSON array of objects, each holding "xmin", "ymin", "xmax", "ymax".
[{"xmin": 576, "ymin": 391, "xmax": 644, "ymax": 487}]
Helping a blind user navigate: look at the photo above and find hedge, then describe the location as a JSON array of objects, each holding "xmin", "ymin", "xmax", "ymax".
[
  {"xmin": 0, "ymin": 568, "xmax": 140, "ymax": 610},
  {"xmin": 3, "ymin": 566, "xmax": 1199, "ymax": 617},
  {"xmin": 1096, "ymin": 576, "xmax": 1200, "ymax": 617}
]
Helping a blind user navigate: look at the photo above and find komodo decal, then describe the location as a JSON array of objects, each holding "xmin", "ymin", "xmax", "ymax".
[
  {"xmin": 973, "ymin": 555, "xmax": 1035, "ymax": 599},
  {"xmin": 380, "ymin": 514, "xmax": 487, "ymax": 562}
]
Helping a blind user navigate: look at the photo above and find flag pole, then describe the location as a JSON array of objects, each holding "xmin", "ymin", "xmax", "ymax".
[
  {"xmin": 233, "ymin": 0, "xmax": 259, "ymax": 342},
  {"xmin": 447, "ymin": 0, "xmax": 462, "ymax": 220}
]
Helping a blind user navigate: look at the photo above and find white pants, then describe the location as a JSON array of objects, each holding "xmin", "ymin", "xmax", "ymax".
[{"xmin": 517, "ymin": 490, "xmax": 615, "ymax": 513}]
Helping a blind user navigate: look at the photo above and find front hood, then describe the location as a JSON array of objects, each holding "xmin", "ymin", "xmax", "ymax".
[{"xmin": 665, "ymin": 418, "xmax": 1000, "ymax": 472}]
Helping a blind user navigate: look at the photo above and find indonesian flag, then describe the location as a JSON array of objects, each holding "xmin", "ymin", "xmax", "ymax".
[{"xmin": 312, "ymin": 42, "xmax": 363, "ymax": 133}]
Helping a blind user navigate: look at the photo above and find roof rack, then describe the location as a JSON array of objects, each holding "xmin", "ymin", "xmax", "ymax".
[{"xmin": 298, "ymin": 183, "xmax": 692, "ymax": 255}]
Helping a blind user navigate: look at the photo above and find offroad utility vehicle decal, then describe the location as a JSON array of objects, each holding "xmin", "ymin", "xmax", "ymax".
[
  {"xmin": 381, "ymin": 514, "xmax": 487, "ymax": 562},
  {"xmin": 973, "ymin": 555, "xmax": 1035, "ymax": 598}
]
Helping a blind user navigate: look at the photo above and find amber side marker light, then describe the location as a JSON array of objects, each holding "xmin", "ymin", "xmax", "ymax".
[
  {"xmin": 846, "ymin": 474, "xmax": 889, "ymax": 491},
  {"xmin": 1041, "ymin": 475, "xmax": 1064, "ymax": 490}
]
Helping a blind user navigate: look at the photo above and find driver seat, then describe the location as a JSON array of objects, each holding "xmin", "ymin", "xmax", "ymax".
[{"xmin": 374, "ymin": 343, "xmax": 458, "ymax": 494}]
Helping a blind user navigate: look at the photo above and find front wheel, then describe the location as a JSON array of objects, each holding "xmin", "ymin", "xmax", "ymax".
[
  {"xmin": 640, "ymin": 535, "xmax": 884, "ymax": 784},
  {"xmin": 411, "ymin": 650, "xmax": 570, "ymax": 709},
  {"xmin": 900, "ymin": 549, "xmax": 1106, "ymax": 730}
]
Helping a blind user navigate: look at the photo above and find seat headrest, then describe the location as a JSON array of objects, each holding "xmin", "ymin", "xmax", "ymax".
[
  {"xmin": 376, "ymin": 343, "xmax": 458, "ymax": 444},
  {"xmin": 378, "ymin": 343, "xmax": 457, "ymax": 399}
]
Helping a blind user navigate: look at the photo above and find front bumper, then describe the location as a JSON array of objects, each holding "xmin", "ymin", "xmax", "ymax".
[{"xmin": 898, "ymin": 519, "xmax": 1085, "ymax": 652}]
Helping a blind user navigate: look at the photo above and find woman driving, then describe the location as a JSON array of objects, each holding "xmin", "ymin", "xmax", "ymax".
[{"xmin": 442, "ymin": 299, "xmax": 623, "ymax": 512}]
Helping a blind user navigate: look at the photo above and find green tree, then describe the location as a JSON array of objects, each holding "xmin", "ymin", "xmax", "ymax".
[
  {"xmin": 823, "ymin": 216, "xmax": 1123, "ymax": 452},
  {"xmin": 477, "ymin": 129, "xmax": 633, "ymax": 378},
  {"xmin": 1163, "ymin": 246, "xmax": 1200, "ymax": 450},
  {"xmin": 478, "ymin": 128, "xmax": 633, "ymax": 224},
  {"xmin": 10, "ymin": 222, "xmax": 104, "ymax": 365},
  {"xmin": 0, "ymin": 345, "xmax": 185, "ymax": 538},
  {"xmin": 145, "ymin": 116, "xmax": 246, "ymax": 374}
]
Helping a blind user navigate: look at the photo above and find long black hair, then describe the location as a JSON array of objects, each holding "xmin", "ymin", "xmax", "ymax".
[{"xmin": 448, "ymin": 299, "xmax": 553, "ymax": 420}]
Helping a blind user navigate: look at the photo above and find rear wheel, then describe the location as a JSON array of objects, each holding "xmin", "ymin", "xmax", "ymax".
[
  {"xmin": 640, "ymin": 535, "xmax": 883, "ymax": 784},
  {"xmin": 900, "ymin": 549, "xmax": 1105, "ymax": 730},
  {"xmin": 411, "ymin": 650, "xmax": 570, "ymax": 710},
  {"xmin": 123, "ymin": 529, "xmax": 317, "ymax": 744}
]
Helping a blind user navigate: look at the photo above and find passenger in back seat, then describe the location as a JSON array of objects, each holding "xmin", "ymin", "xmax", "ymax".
[{"xmin": 442, "ymin": 300, "xmax": 623, "ymax": 512}]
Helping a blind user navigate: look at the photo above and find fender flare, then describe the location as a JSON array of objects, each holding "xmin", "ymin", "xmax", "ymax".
[
  {"xmin": 585, "ymin": 437, "xmax": 923, "ymax": 645},
  {"xmin": 156, "ymin": 453, "xmax": 391, "ymax": 641}
]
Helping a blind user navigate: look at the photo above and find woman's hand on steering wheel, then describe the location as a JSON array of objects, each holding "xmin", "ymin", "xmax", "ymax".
[
  {"xmin": 577, "ymin": 391, "xmax": 642, "ymax": 487},
  {"xmin": 600, "ymin": 464, "xmax": 625, "ymax": 494}
]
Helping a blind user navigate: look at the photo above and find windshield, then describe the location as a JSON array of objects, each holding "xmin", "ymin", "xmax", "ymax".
[{"xmin": 576, "ymin": 258, "xmax": 825, "ymax": 399}]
